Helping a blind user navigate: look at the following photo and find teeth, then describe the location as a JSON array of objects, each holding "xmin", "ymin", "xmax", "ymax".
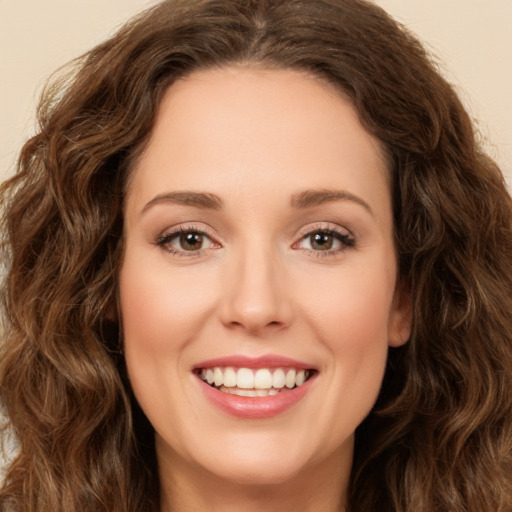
[
  {"xmin": 223, "ymin": 367, "xmax": 237, "ymax": 387},
  {"xmin": 285, "ymin": 369, "xmax": 296, "ymax": 388},
  {"xmin": 198, "ymin": 366, "xmax": 311, "ymax": 394},
  {"xmin": 296, "ymin": 370, "xmax": 306, "ymax": 386},
  {"xmin": 218, "ymin": 386, "xmax": 287, "ymax": 397},
  {"xmin": 237, "ymin": 368, "xmax": 254, "ymax": 389},
  {"xmin": 214, "ymin": 367, "xmax": 223, "ymax": 387},
  {"xmin": 254, "ymin": 369, "xmax": 272, "ymax": 389},
  {"xmin": 272, "ymin": 368, "xmax": 286, "ymax": 388}
]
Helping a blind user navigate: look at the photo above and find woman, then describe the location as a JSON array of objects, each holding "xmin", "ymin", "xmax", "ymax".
[{"xmin": 1, "ymin": 0, "xmax": 511, "ymax": 511}]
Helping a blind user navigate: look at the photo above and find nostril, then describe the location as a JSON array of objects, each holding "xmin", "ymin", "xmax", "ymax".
[{"xmin": 224, "ymin": 319, "xmax": 285, "ymax": 334}]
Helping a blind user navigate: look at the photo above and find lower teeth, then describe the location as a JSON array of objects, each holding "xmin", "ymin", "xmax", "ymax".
[{"xmin": 216, "ymin": 385, "xmax": 293, "ymax": 397}]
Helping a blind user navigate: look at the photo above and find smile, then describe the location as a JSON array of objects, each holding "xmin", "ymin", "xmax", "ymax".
[{"xmin": 198, "ymin": 367, "xmax": 312, "ymax": 397}]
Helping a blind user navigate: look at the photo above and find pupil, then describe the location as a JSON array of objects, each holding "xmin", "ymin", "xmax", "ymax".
[
  {"xmin": 312, "ymin": 233, "xmax": 332, "ymax": 250},
  {"xmin": 181, "ymin": 232, "xmax": 203, "ymax": 250}
]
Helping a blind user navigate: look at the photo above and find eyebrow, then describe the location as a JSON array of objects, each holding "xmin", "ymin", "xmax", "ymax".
[
  {"xmin": 140, "ymin": 188, "xmax": 372, "ymax": 216},
  {"xmin": 141, "ymin": 191, "xmax": 224, "ymax": 215},
  {"xmin": 290, "ymin": 188, "xmax": 373, "ymax": 216}
]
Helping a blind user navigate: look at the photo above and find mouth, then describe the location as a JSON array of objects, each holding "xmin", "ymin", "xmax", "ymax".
[{"xmin": 196, "ymin": 366, "xmax": 314, "ymax": 397}]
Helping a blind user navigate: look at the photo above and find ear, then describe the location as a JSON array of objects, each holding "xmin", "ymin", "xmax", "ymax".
[{"xmin": 388, "ymin": 283, "xmax": 412, "ymax": 347}]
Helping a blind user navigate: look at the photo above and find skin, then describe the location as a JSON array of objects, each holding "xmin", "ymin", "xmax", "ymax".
[{"xmin": 119, "ymin": 66, "xmax": 412, "ymax": 512}]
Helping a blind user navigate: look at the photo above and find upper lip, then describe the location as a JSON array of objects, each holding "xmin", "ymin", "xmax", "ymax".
[{"xmin": 193, "ymin": 354, "xmax": 316, "ymax": 371}]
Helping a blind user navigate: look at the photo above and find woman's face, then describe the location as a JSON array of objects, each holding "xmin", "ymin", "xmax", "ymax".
[{"xmin": 120, "ymin": 67, "xmax": 411, "ymax": 488}]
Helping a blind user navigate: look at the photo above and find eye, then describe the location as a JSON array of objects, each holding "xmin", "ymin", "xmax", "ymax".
[
  {"xmin": 295, "ymin": 228, "xmax": 355, "ymax": 253},
  {"xmin": 156, "ymin": 228, "xmax": 218, "ymax": 254}
]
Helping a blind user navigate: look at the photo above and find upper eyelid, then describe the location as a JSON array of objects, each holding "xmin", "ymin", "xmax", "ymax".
[
  {"xmin": 295, "ymin": 222, "xmax": 353, "ymax": 239},
  {"xmin": 155, "ymin": 226, "xmax": 220, "ymax": 257},
  {"xmin": 292, "ymin": 223, "xmax": 356, "ymax": 252},
  {"xmin": 156, "ymin": 223, "xmax": 219, "ymax": 241},
  {"xmin": 153, "ymin": 221, "xmax": 355, "ymax": 247}
]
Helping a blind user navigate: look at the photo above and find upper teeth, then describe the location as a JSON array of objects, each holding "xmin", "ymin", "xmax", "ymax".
[{"xmin": 199, "ymin": 367, "xmax": 309, "ymax": 390}]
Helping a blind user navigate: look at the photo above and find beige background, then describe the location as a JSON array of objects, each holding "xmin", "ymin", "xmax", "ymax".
[{"xmin": 1, "ymin": 0, "xmax": 511, "ymax": 185}]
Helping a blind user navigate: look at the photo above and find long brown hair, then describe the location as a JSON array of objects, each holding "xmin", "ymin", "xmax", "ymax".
[{"xmin": 1, "ymin": 1, "xmax": 511, "ymax": 510}]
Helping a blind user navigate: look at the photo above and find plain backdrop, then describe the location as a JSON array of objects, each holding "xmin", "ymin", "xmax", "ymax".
[{"xmin": 1, "ymin": 0, "xmax": 511, "ymax": 185}]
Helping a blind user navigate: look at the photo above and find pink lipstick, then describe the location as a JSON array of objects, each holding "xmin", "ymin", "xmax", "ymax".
[{"xmin": 193, "ymin": 354, "xmax": 317, "ymax": 419}]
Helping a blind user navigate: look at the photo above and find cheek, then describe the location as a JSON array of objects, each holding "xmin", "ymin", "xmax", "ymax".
[
  {"xmin": 119, "ymin": 254, "xmax": 218, "ymax": 353},
  {"xmin": 118, "ymin": 253, "xmax": 220, "ymax": 413},
  {"xmin": 301, "ymin": 261, "xmax": 394, "ymax": 403},
  {"xmin": 320, "ymin": 279, "xmax": 390, "ymax": 390},
  {"xmin": 301, "ymin": 263, "xmax": 395, "ymax": 352},
  {"xmin": 119, "ymin": 254, "xmax": 219, "ymax": 433},
  {"xmin": 288, "ymin": 262, "xmax": 395, "ymax": 456}
]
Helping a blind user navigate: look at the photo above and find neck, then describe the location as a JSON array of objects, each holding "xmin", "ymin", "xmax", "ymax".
[{"xmin": 157, "ymin": 445, "xmax": 351, "ymax": 512}]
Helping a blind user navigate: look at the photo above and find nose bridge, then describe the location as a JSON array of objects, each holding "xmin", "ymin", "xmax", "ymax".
[{"xmin": 220, "ymin": 236, "xmax": 291, "ymax": 333}]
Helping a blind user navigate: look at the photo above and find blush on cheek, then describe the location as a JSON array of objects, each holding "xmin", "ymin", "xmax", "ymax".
[
  {"xmin": 314, "ymin": 284, "xmax": 392, "ymax": 348},
  {"xmin": 120, "ymin": 257, "xmax": 218, "ymax": 347}
]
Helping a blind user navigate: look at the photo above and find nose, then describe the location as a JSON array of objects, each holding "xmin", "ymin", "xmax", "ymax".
[{"xmin": 219, "ymin": 245, "xmax": 293, "ymax": 335}]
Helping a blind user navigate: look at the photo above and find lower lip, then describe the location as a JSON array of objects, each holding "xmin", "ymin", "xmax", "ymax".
[{"xmin": 197, "ymin": 376, "xmax": 314, "ymax": 419}]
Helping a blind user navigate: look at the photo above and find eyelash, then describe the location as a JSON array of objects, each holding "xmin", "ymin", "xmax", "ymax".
[
  {"xmin": 293, "ymin": 226, "xmax": 355, "ymax": 257},
  {"xmin": 155, "ymin": 224, "xmax": 355, "ymax": 258},
  {"xmin": 155, "ymin": 226, "xmax": 218, "ymax": 257}
]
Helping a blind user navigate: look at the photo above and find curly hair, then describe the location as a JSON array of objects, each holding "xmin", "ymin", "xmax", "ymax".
[{"xmin": 1, "ymin": 0, "xmax": 511, "ymax": 510}]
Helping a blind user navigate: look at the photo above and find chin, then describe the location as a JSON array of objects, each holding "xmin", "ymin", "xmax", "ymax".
[
  {"xmin": 206, "ymin": 456, "xmax": 306, "ymax": 487},
  {"xmin": 182, "ymin": 433, "xmax": 313, "ymax": 487}
]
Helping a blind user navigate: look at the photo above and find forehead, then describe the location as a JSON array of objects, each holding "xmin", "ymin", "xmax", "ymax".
[{"xmin": 126, "ymin": 66, "xmax": 391, "ymax": 225}]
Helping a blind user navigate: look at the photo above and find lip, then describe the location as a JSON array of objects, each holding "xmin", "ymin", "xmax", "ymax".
[
  {"xmin": 196, "ymin": 374, "xmax": 315, "ymax": 419},
  {"xmin": 193, "ymin": 354, "xmax": 317, "ymax": 419},
  {"xmin": 193, "ymin": 354, "xmax": 315, "ymax": 371}
]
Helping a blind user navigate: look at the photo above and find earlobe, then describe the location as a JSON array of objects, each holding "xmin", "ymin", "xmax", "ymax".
[{"xmin": 388, "ymin": 285, "xmax": 412, "ymax": 347}]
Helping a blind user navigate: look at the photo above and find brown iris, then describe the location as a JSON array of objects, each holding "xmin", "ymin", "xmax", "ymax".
[
  {"xmin": 179, "ymin": 232, "xmax": 204, "ymax": 250},
  {"xmin": 310, "ymin": 232, "xmax": 334, "ymax": 250}
]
